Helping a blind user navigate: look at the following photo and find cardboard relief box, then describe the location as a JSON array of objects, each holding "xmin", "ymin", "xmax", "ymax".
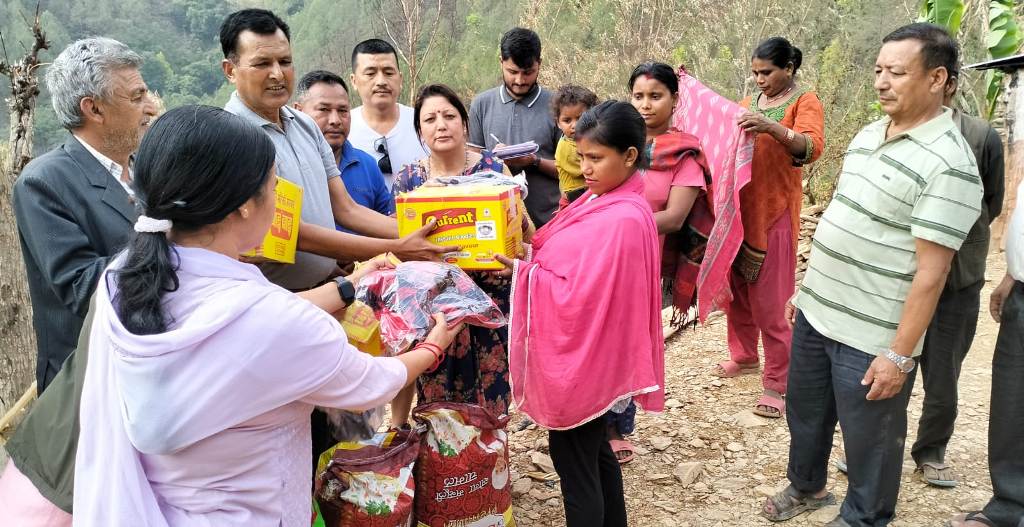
[
  {"xmin": 242, "ymin": 176, "xmax": 303, "ymax": 264},
  {"xmin": 395, "ymin": 184, "xmax": 524, "ymax": 271}
]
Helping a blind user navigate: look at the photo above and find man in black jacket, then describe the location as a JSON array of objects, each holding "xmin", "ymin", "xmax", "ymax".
[
  {"xmin": 909, "ymin": 73, "xmax": 1005, "ymax": 487},
  {"xmin": 12, "ymin": 37, "xmax": 156, "ymax": 392},
  {"xmin": 2, "ymin": 36, "xmax": 154, "ymax": 520}
]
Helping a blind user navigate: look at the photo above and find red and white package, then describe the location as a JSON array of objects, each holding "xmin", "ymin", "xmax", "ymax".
[{"xmin": 355, "ymin": 262, "xmax": 506, "ymax": 355}]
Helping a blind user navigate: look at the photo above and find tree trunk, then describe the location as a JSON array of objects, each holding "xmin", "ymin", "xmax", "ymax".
[{"xmin": 0, "ymin": 7, "xmax": 49, "ymax": 450}]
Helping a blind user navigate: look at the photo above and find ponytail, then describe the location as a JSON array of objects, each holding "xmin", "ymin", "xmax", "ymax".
[
  {"xmin": 116, "ymin": 230, "xmax": 179, "ymax": 334},
  {"xmin": 114, "ymin": 105, "xmax": 275, "ymax": 335}
]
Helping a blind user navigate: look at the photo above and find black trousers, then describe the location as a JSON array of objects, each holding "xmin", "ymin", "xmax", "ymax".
[
  {"xmin": 912, "ymin": 281, "xmax": 984, "ymax": 466},
  {"xmin": 982, "ymin": 282, "xmax": 1024, "ymax": 527},
  {"xmin": 311, "ymin": 408, "xmax": 334, "ymax": 477},
  {"xmin": 548, "ymin": 417, "xmax": 627, "ymax": 527},
  {"xmin": 787, "ymin": 313, "xmax": 916, "ymax": 527}
]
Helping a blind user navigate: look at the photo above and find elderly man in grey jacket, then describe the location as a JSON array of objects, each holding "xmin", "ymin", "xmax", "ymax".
[
  {"xmin": 3, "ymin": 37, "xmax": 155, "ymax": 521},
  {"xmin": 13, "ymin": 37, "xmax": 156, "ymax": 392}
]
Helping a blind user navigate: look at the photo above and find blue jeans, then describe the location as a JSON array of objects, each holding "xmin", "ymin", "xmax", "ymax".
[{"xmin": 786, "ymin": 313, "xmax": 917, "ymax": 527}]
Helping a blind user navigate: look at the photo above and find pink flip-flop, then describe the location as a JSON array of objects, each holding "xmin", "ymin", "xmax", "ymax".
[
  {"xmin": 609, "ymin": 439, "xmax": 636, "ymax": 464},
  {"xmin": 753, "ymin": 392, "xmax": 785, "ymax": 418},
  {"xmin": 712, "ymin": 360, "xmax": 760, "ymax": 378}
]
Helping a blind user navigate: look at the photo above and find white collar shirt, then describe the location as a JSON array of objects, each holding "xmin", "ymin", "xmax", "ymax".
[
  {"xmin": 1006, "ymin": 181, "xmax": 1024, "ymax": 282},
  {"xmin": 73, "ymin": 134, "xmax": 134, "ymax": 197}
]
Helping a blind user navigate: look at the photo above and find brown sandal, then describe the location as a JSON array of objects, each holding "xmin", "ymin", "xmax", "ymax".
[
  {"xmin": 761, "ymin": 485, "xmax": 836, "ymax": 522},
  {"xmin": 919, "ymin": 461, "xmax": 958, "ymax": 488}
]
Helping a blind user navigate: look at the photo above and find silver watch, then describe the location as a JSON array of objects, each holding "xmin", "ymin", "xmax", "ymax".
[{"xmin": 883, "ymin": 349, "xmax": 916, "ymax": 374}]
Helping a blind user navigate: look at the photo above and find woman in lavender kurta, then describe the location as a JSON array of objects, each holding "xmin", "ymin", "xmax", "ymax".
[{"xmin": 73, "ymin": 106, "xmax": 462, "ymax": 526}]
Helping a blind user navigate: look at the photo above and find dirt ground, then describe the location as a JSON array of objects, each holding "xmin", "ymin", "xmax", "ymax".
[{"xmin": 506, "ymin": 252, "xmax": 1007, "ymax": 527}]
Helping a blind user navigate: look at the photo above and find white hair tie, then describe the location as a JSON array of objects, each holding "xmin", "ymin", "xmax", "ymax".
[{"xmin": 134, "ymin": 215, "xmax": 173, "ymax": 234}]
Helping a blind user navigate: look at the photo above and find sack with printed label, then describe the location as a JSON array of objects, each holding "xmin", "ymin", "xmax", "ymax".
[
  {"xmin": 315, "ymin": 430, "xmax": 421, "ymax": 527},
  {"xmin": 412, "ymin": 402, "xmax": 515, "ymax": 527}
]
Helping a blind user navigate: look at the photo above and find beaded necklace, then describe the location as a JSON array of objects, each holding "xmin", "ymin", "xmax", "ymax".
[
  {"xmin": 425, "ymin": 150, "xmax": 471, "ymax": 178},
  {"xmin": 752, "ymin": 86, "xmax": 805, "ymax": 123}
]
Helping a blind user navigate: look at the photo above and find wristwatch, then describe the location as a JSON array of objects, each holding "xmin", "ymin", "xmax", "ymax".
[
  {"xmin": 333, "ymin": 277, "xmax": 356, "ymax": 307},
  {"xmin": 883, "ymin": 348, "xmax": 916, "ymax": 374}
]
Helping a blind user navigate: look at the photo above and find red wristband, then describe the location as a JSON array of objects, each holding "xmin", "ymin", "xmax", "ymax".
[{"xmin": 416, "ymin": 342, "xmax": 446, "ymax": 373}]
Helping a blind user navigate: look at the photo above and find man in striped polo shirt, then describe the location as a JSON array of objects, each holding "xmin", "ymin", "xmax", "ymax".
[{"xmin": 762, "ymin": 23, "xmax": 983, "ymax": 527}]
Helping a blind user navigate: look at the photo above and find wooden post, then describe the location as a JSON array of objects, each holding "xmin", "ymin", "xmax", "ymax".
[{"xmin": 0, "ymin": 5, "xmax": 49, "ymax": 450}]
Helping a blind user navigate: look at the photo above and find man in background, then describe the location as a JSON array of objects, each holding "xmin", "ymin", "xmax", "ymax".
[
  {"xmin": 469, "ymin": 27, "xmax": 560, "ymax": 227},
  {"xmin": 347, "ymin": 38, "xmax": 427, "ymax": 192},
  {"xmin": 293, "ymin": 70, "xmax": 394, "ymax": 225},
  {"xmin": 906, "ymin": 71, "xmax": 1005, "ymax": 488}
]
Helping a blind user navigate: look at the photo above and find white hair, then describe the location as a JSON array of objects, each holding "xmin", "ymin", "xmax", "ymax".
[{"xmin": 45, "ymin": 37, "xmax": 143, "ymax": 130}]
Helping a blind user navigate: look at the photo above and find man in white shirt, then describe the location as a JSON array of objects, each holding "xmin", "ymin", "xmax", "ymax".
[
  {"xmin": 347, "ymin": 38, "xmax": 427, "ymax": 191},
  {"xmin": 948, "ymin": 184, "xmax": 1024, "ymax": 527}
]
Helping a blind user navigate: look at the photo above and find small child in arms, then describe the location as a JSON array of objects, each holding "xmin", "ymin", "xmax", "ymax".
[{"xmin": 552, "ymin": 85, "xmax": 599, "ymax": 209}]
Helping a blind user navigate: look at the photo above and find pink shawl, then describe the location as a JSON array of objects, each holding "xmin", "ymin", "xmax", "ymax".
[
  {"xmin": 507, "ymin": 174, "xmax": 664, "ymax": 430},
  {"xmin": 673, "ymin": 69, "xmax": 754, "ymax": 321}
]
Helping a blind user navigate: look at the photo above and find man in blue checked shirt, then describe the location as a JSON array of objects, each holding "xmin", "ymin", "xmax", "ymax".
[{"xmin": 294, "ymin": 70, "xmax": 395, "ymax": 229}]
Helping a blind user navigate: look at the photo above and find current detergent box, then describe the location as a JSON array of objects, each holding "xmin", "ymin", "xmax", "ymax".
[
  {"xmin": 396, "ymin": 185, "xmax": 523, "ymax": 270},
  {"xmin": 242, "ymin": 176, "xmax": 303, "ymax": 264},
  {"xmin": 338, "ymin": 301, "xmax": 383, "ymax": 357}
]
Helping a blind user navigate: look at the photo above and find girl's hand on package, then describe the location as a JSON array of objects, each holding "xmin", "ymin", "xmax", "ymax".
[
  {"xmin": 490, "ymin": 254, "xmax": 516, "ymax": 278},
  {"xmin": 349, "ymin": 254, "xmax": 397, "ymax": 284},
  {"xmin": 424, "ymin": 313, "xmax": 464, "ymax": 350}
]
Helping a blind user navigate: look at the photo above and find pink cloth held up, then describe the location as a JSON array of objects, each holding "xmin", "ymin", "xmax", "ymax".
[{"xmin": 672, "ymin": 69, "xmax": 755, "ymax": 321}]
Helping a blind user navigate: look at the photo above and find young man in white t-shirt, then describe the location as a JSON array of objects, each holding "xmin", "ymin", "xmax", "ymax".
[{"xmin": 348, "ymin": 39, "xmax": 427, "ymax": 192}]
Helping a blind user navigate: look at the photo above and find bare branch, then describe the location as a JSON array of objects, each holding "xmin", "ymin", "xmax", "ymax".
[
  {"xmin": 375, "ymin": 2, "xmax": 413, "ymax": 69},
  {"xmin": 415, "ymin": 0, "xmax": 445, "ymax": 86}
]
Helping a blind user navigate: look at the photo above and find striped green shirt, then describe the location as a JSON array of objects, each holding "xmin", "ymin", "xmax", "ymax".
[{"xmin": 794, "ymin": 109, "xmax": 983, "ymax": 357}]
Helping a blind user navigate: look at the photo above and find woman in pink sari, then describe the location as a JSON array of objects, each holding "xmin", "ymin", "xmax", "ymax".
[{"xmin": 495, "ymin": 101, "xmax": 664, "ymax": 527}]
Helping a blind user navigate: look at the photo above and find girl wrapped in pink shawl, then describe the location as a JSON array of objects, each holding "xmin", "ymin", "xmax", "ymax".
[{"xmin": 504, "ymin": 109, "xmax": 665, "ymax": 432}]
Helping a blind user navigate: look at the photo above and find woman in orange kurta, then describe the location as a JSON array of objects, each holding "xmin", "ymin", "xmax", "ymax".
[{"xmin": 715, "ymin": 37, "xmax": 825, "ymax": 418}]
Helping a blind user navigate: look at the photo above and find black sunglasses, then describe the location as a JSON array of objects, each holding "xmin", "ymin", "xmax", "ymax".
[{"xmin": 374, "ymin": 137, "xmax": 392, "ymax": 174}]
